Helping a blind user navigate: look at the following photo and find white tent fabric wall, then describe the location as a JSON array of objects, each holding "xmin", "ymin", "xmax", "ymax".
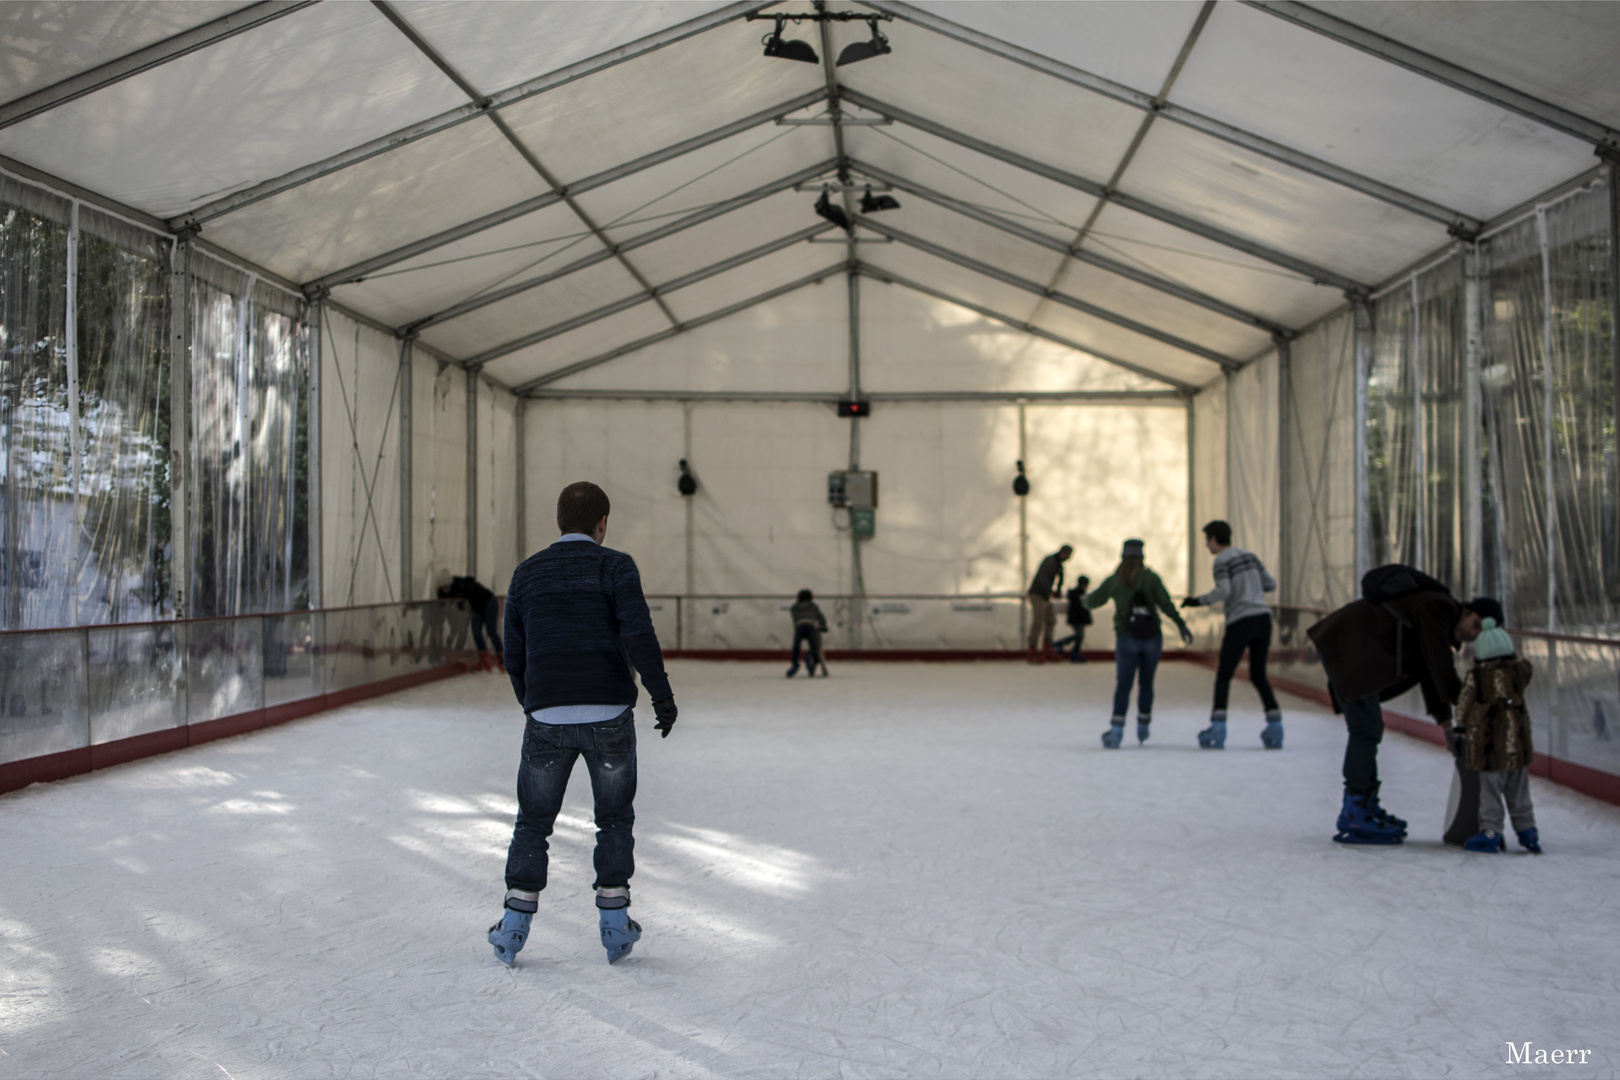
[
  {"xmin": 1282, "ymin": 309, "xmax": 1358, "ymax": 613},
  {"xmin": 1225, "ymin": 351, "xmax": 1281, "ymax": 586},
  {"xmin": 1190, "ymin": 380, "xmax": 1227, "ymax": 598},
  {"xmin": 478, "ymin": 378, "xmax": 520, "ymax": 595},
  {"xmin": 320, "ymin": 307, "xmax": 402, "ymax": 609},
  {"xmin": 410, "ymin": 354, "xmax": 467, "ymax": 600}
]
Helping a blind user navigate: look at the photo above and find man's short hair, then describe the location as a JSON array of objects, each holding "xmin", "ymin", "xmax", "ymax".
[
  {"xmin": 557, "ymin": 481, "xmax": 610, "ymax": 534},
  {"xmin": 1202, "ymin": 520, "xmax": 1232, "ymax": 546}
]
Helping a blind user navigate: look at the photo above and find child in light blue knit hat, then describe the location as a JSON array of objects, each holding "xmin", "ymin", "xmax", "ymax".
[{"xmin": 1450, "ymin": 614, "xmax": 1540, "ymax": 853}]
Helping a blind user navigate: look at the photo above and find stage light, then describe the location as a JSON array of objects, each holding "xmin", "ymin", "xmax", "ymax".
[
  {"xmin": 678, "ymin": 459, "xmax": 697, "ymax": 497},
  {"xmin": 815, "ymin": 188, "xmax": 850, "ymax": 231},
  {"xmin": 1013, "ymin": 460, "xmax": 1030, "ymax": 497},
  {"xmin": 762, "ymin": 18, "xmax": 819, "ymax": 63},
  {"xmin": 836, "ymin": 19, "xmax": 891, "ymax": 66},
  {"xmin": 859, "ymin": 186, "xmax": 901, "ymax": 213}
]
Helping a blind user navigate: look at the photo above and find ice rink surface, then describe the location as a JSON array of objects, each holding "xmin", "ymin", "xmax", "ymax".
[{"xmin": 2, "ymin": 659, "xmax": 1617, "ymax": 1079}]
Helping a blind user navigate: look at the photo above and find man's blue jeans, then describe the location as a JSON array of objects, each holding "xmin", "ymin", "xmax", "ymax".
[
  {"xmin": 504, "ymin": 709, "xmax": 637, "ymax": 893},
  {"xmin": 1112, "ymin": 633, "xmax": 1163, "ymax": 718}
]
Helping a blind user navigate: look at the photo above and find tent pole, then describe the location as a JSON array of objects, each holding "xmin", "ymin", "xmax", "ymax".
[
  {"xmin": 169, "ymin": 239, "xmax": 192, "ymax": 620},
  {"xmin": 1186, "ymin": 394, "xmax": 1197, "ymax": 597},
  {"xmin": 1537, "ymin": 207, "xmax": 1557, "ymax": 631},
  {"xmin": 1018, "ymin": 403, "xmax": 1028, "ymax": 648},
  {"xmin": 467, "ymin": 368, "xmax": 479, "ymax": 580},
  {"xmin": 1275, "ymin": 335, "xmax": 1292, "ymax": 604},
  {"xmin": 847, "ymin": 268, "xmax": 863, "ymax": 651},
  {"xmin": 514, "ymin": 398, "xmax": 526, "ymax": 561},
  {"xmin": 399, "ymin": 338, "xmax": 413, "ymax": 601},
  {"xmin": 1353, "ymin": 295, "xmax": 1373, "ymax": 584},
  {"xmin": 1463, "ymin": 243, "xmax": 1485, "ymax": 599},
  {"xmin": 684, "ymin": 402, "xmax": 695, "ymax": 604}
]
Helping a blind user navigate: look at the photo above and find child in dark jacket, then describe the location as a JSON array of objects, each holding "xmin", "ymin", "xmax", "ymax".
[
  {"xmin": 1055, "ymin": 577, "xmax": 1092, "ymax": 663},
  {"xmin": 1449, "ymin": 617, "xmax": 1541, "ymax": 853},
  {"xmin": 786, "ymin": 589, "xmax": 828, "ymax": 677}
]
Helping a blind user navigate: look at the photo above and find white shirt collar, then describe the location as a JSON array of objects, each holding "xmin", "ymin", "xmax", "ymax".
[{"xmin": 557, "ymin": 532, "xmax": 598, "ymax": 544}]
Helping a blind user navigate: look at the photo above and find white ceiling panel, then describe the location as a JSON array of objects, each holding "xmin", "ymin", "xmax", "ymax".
[
  {"xmin": 496, "ymin": 19, "xmax": 824, "ymax": 186},
  {"xmin": 843, "ymin": 123, "xmax": 1099, "ymax": 243},
  {"xmin": 1034, "ymin": 303, "xmax": 1223, "ymax": 388},
  {"xmin": 327, "ymin": 201, "xmax": 598, "ymax": 330},
  {"xmin": 417, "ymin": 257, "xmax": 644, "ymax": 361},
  {"xmin": 835, "ymin": 15, "xmax": 1145, "ymax": 188},
  {"xmin": 1120, "ymin": 121, "xmax": 1444, "ymax": 287},
  {"xmin": 483, "ymin": 301, "xmax": 673, "ymax": 389},
  {"xmin": 542, "ymin": 281, "xmax": 850, "ymax": 394},
  {"xmin": 624, "ymin": 190, "xmax": 828, "ymax": 287},
  {"xmin": 1172, "ymin": 3, "xmax": 1597, "ymax": 220},
  {"xmin": 1309, "ymin": 1, "xmax": 1620, "ymax": 132},
  {"xmin": 391, "ymin": 1, "xmax": 738, "ymax": 100},
  {"xmin": 662, "ymin": 242, "xmax": 841, "ymax": 324},
  {"xmin": 860, "ymin": 281, "xmax": 1164, "ymax": 395},
  {"xmin": 906, "ymin": 1, "xmax": 1207, "ymax": 97},
  {"xmin": 0, "ymin": 1, "xmax": 250, "ymax": 102},
  {"xmin": 1048, "ymin": 259, "xmax": 1275, "ymax": 361},
  {"xmin": 1085, "ymin": 203, "xmax": 1341, "ymax": 331},
  {"xmin": 861, "ymin": 195, "xmax": 1069, "ymax": 291},
  {"xmin": 0, "ymin": 2, "xmax": 467, "ymax": 218},
  {"xmin": 862, "ymin": 245, "xmax": 1078, "ymax": 336},
  {"xmin": 201, "ymin": 120, "xmax": 543, "ymax": 286},
  {"xmin": 576, "ymin": 124, "xmax": 832, "ymax": 241}
]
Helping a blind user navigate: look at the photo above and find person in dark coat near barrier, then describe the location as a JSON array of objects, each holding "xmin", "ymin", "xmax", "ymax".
[{"xmin": 1307, "ymin": 567, "xmax": 1493, "ymax": 845}]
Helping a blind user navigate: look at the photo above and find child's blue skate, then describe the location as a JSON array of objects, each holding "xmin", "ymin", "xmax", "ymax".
[
  {"xmin": 1368, "ymin": 791, "xmax": 1408, "ymax": 836},
  {"xmin": 599, "ymin": 909, "xmax": 641, "ymax": 963},
  {"xmin": 1101, "ymin": 720, "xmax": 1124, "ymax": 749},
  {"xmin": 1136, "ymin": 716, "xmax": 1151, "ymax": 745},
  {"xmin": 1333, "ymin": 792, "xmax": 1404, "ymax": 845},
  {"xmin": 1261, "ymin": 710, "xmax": 1284, "ymax": 749},
  {"xmin": 1516, "ymin": 827, "xmax": 1542, "ymax": 854},
  {"xmin": 1197, "ymin": 719, "xmax": 1226, "ymax": 749},
  {"xmin": 1463, "ymin": 829, "xmax": 1505, "ymax": 853},
  {"xmin": 488, "ymin": 910, "xmax": 533, "ymax": 965}
]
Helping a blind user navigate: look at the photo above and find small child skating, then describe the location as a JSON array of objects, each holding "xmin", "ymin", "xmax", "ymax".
[
  {"xmin": 786, "ymin": 589, "xmax": 828, "ymax": 677},
  {"xmin": 1449, "ymin": 617, "xmax": 1541, "ymax": 854},
  {"xmin": 1054, "ymin": 577, "xmax": 1092, "ymax": 663}
]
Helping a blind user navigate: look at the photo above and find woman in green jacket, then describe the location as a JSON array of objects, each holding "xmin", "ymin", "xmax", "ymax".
[{"xmin": 1086, "ymin": 538, "xmax": 1193, "ymax": 748}]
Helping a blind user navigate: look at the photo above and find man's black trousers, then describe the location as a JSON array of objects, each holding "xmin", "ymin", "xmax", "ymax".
[{"xmin": 1213, "ymin": 613, "xmax": 1279, "ymax": 711}]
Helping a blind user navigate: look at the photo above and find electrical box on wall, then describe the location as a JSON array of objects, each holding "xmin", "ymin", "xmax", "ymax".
[
  {"xmin": 850, "ymin": 507, "xmax": 876, "ymax": 538},
  {"xmin": 845, "ymin": 470, "xmax": 877, "ymax": 508}
]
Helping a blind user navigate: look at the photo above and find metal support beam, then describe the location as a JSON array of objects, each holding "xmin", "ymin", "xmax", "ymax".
[
  {"xmin": 0, "ymin": 2, "xmax": 317, "ymax": 130},
  {"xmin": 514, "ymin": 398, "xmax": 527, "ymax": 559},
  {"xmin": 399, "ymin": 338, "xmax": 414, "ymax": 601},
  {"xmin": 850, "ymin": 158, "xmax": 1293, "ymax": 337},
  {"xmin": 521, "ymin": 388, "xmax": 1184, "ymax": 404},
  {"xmin": 855, "ymin": 214, "xmax": 1241, "ymax": 370},
  {"xmin": 169, "ymin": 2, "xmax": 773, "ymax": 229},
  {"xmin": 168, "ymin": 238, "xmax": 192, "ymax": 619},
  {"xmin": 1609, "ymin": 155, "xmax": 1620, "ymax": 605},
  {"xmin": 1246, "ymin": 2, "xmax": 1620, "ymax": 154},
  {"xmin": 864, "ymin": 0, "xmax": 1485, "ymax": 232},
  {"xmin": 1275, "ymin": 333, "xmax": 1292, "ymax": 603},
  {"xmin": 1463, "ymin": 243, "xmax": 1484, "ymax": 599},
  {"xmin": 466, "ymin": 222, "xmax": 835, "ymax": 369},
  {"xmin": 467, "ymin": 368, "xmax": 479, "ymax": 579},
  {"xmin": 403, "ymin": 159, "xmax": 837, "ymax": 335},
  {"xmin": 516, "ymin": 263, "xmax": 847, "ymax": 392},
  {"xmin": 855, "ymin": 264, "xmax": 1192, "ymax": 391},
  {"xmin": 301, "ymin": 88, "xmax": 828, "ymax": 295},
  {"xmin": 840, "ymin": 88, "xmax": 1368, "ymax": 293},
  {"xmin": 1186, "ymin": 394, "xmax": 1197, "ymax": 597},
  {"xmin": 1352, "ymin": 296, "xmax": 1373, "ymax": 583},
  {"xmin": 306, "ymin": 297, "xmax": 323, "ymax": 609}
]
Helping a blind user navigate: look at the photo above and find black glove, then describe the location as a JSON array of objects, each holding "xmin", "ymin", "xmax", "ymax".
[
  {"xmin": 1182, "ymin": 596, "xmax": 1203, "ymax": 608},
  {"xmin": 1444, "ymin": 726, "xmax": 1463, "ymax": 759},
  {"xmin": 1178, "ymin": 625, "xmax": 1195, "ymax": 646},
  {"xmin": 652, "ymin": 697, "xmax": 678, "ymax": 738}
]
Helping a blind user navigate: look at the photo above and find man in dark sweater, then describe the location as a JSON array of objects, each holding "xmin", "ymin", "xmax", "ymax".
[
  {"xmin": 487, "ymin": 481, "xmax": 677, "ymax": 966},
  {"xmin": 1026, "ymin": 545, "xmax": 1073, "ymax": 662},
  {"xmin": 1308, "ymin": 585, "xmax": 1492, "ymax": 844}
]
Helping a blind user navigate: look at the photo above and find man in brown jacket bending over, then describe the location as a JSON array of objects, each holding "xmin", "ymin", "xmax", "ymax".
[{"xmin": 1308, "ymin": 581, "xmax": 1494, "ymax": 844}]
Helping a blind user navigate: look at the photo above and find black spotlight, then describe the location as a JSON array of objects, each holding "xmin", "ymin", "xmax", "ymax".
[
  {"xmin": 763, "ymin": 17, "xmax": 819, "ymax": 63},
  {"xmin": 814, "ymin": 188, "xmax": 850, "ymax": 231},
  {"xmin": 678, "ymin": 459, "xmax": 697, "ymax": 497},
  {"xmin": 860, "ymin": 185, "xmax": 901, "ymax": 213},
  {"xmin": 1012, "ymin": 460, "xmax": 1030, "ymax": 497},
  {"xmin": 836, "ymin": 18, "xmax": 891, "ymax": 66}
]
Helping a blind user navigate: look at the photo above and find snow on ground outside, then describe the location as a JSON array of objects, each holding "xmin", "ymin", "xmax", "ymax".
[{"xmin": 1, "ymin": 659, "xmax": 1617, "ymax": 1080}]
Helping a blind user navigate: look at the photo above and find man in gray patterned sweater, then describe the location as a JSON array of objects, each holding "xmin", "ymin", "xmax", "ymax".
[
  {"xmin": 1182, "ymin": 520, "xmax": 1282, "ymax": 750},
  {"xmin": 487, "ymin": 481, "xmax": 678, "ymax": 966}
]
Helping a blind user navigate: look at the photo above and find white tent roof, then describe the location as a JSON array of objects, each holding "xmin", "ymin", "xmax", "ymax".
[{"xmin": 4, "ymin": 0, "xmax": 1616, "ymax": 393}]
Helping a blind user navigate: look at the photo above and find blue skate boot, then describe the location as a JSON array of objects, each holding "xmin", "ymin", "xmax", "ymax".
[
  {"xmin": 1333, "ymin": 792, "xmax": 1404, "ymax": 845},
  {"xmin": 1197, "ymin": 711, "xmax": 1226, "ymax": 749},
  {"xmin": 1463, "ymin": 829, "xmax": 1505, "ymax": 853},
  {"xmin": 1261, "ymin": 709, "xmax": 1284, "ymax": 749},
  {"xmin": 1101, "ymin": 719, "xmax": 1125, "ymax": 749},
  {"xmin": 597, "ymin": 887, "xmax": 641, "ymax": 964},
  {"xmin": 488, "ymin": 889, "xmax": 537, "ymax": 965},
  {"xmin": 1136, "ymin": 715, "xmax": 1151, "ymax": 745},
  {"xmin": 1367, "ymin": 787, "xmax": 1408, "ymax": 836},
  {"xmin": 1516, "ymin": 827, "xmax": 1542, "ymax": 854}
]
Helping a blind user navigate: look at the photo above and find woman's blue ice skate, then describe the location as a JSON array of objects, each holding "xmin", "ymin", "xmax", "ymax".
[
  {"xmin": 1516, "ymin": 827, "xmax": 1541, "ymax": 853},
  {"xmin": 1101, "ymin": 721, "xmax": 1124, "ymax": 749},
  {"xmin": 1463, "ymin": 829, "xmax": 1505, "ymax": 852},
  {"xmin": 1136, "ymin": 717, "xmax": 1151, "ymax": 745},
  {"xmin": 487, "ymin": 909, "xmax": 532, "ymax": 965},
  {"xmin": 1260, "ymin": 713, "xmax": 1284, "ymax": 749},
  {"xmin": 1333, "ymin": 792, "xmax": 1404, "ymax": 844},
  {"xmin": 599, "ymin": 908, "xmax": 642, "ymax": 964},
  {"xmin": 1197, "ymin": 720, "xmax": 1226, "ymax": 748}
]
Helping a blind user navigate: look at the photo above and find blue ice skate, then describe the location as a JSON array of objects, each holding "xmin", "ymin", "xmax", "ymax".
[
  {"xmin": 1463, "ymin": 829, "xmax": 1505, "ymax": 853},
  {"xmin": 487, "ymin": 909, "xmax": 533, "ymax": 965},
  {"xmin": 1516, "ymin": 827, "xmax": 1542, "ymax": 854},
  {"xmin": 1368, "ymin": 792, "xmax": 1408, "ymax": 836},
  {"xmin": 1197, "ymin": 720, "xmax": 1226, "ymax": 749},
  {"xmin": 599, "ymin": 909, "xmax": 642, "ymax": 963},
  {"xmin": 1261, "ymin": 711, "xmax": 1284, "ymax": 749},
  {"xmin": 1137, "ymin": 717, "xmax": 1151, "ymax": 745},
  {"xmin": 785, "ymin": 664, "xmax": 798, "ymax": 677},
  {"xmin": 1101, "ymin": 721, "xmax": 1124, "ymax": 749},
  {"xmin": 1332, "ymin": 793, "xmax": 1404, "ymax": 845}
]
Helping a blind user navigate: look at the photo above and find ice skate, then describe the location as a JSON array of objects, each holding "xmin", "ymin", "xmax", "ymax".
[
  {"xmin": 599, "ymin": 909, "xmax": 641, "ymax": 963},
  {"xmin": 1517, "ymin": 827, "xmax": 1542, "ymax": 854},
  {"xmin": 1101, "ymin": 720, "xmax": 1124, "ymax": 749},
  {"xmin": 1332, "ymin": 792, "xmax": 1404, "ymax": 845},
  {"xmin": 1368, "ymin": 790, "xmax": 1408, "ymax": 836},
  {"xmin": 785, "ymin": 664, "xmax": 798, "ymax": 677},
  {"xmin": 1261, "ymin": 710, "xmax": 1284, "ymax": 749},
  {"xmin": 1136, "ymin": 716, "xmax": 1151, "ymax": 745},
  {"xmin": 1463, "ymin": 828, "xmax": 1504, "ymax": 852},
  {"xmin": 487, "ymin": 908, "xmax": 533, "ymax": 965},
  {"xmin": 1197, "ymin": 715, "xmax": 1226, "ymax": 749}
]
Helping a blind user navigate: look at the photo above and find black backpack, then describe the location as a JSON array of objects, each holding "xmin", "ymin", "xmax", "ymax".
[
  {"xmin": 1125, "ymin": 589, "xmax": 1158, "ymax": 639},
  {"xmin": 1361, "ymin": 564, "xmax": 1450, "ymax": 605}
]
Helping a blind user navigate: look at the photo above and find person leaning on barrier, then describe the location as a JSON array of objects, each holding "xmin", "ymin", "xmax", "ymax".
[{"xmin": 1026, "ymin": 544, "xmax": 1073, "ymax": 663}]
